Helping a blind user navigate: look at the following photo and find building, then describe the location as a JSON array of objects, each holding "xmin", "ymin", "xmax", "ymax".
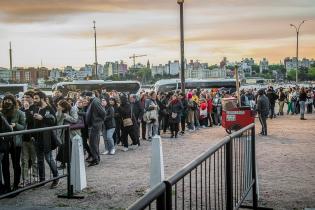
[
  {"xmin": 12, "ymin": 67, "xmax": 49, "ymax": 84},
  {"xmin": 151, "ymin": 60, "xmax": 180, "ymax": 77},
  {"xmin": 49, "ymin": 68, "xmax": 62, "ymax": 80},
  {"xmin": 0, "ymin": 67, "xmax": 12, "ymax": 82},
  {"xmin": 284, "ymin": 57, "xmax": 311, "ymax": 71},
  {"xmin": 259, "ymin": 58, "xmax": 269, "ymax": 73}
]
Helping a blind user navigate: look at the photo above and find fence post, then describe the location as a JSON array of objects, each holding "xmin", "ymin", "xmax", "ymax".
[
  {"xmin": 165, "ymin": 181, "xmax": 173, "ymax": 210},
  {"xmin": 58, "ymin": 127, "xmax": 84, "ymax": 199},
  {"xmin": 251, "ymin": 126, "xmax": 258, "ymax": 210},
  {"xmin": 156, "ymin": 190, "xmax": 166, "ymax": 210},
  {"xmin": 225, "ymin": 137, "xmax": 233, "ymax": 210}
]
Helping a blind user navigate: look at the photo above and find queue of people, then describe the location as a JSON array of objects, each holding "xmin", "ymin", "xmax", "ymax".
[{"xmin": 0, "ymin": 84, "xmax": 314, "ymax": 195}]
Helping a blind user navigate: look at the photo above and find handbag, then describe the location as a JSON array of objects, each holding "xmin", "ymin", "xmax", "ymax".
[
  {"xmin": 123, "ymin": 118, "xmax": 133, "ymax": 127},
  {"xmin": 68, "ymin": 116, "xmax": 85, "ymax": 130},
  {"xmin": 122, "ymin": 106, "xmax": 134, "ymax": 127}
]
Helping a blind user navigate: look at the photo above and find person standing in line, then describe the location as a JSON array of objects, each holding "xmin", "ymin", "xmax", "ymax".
[
  {"xmin": 20, "ymin": 91, "xmax": 38, "ymax": 184},
  {"xmin": 299, "ymin": 87, "xmax": 307, "ymax": 120},
  {"xmin": 278, "ymin": 87, "xmax": 286, "ymax": 116},
  {"xmin": 1, "ymin": 94, "xmax": 26, "ymax": 191},
  {"xmin": 129, "ymin": 94, "xmax": 143, "ymax": 140},
  {"xmin": 144, "ymin": 91, "xmax": 159, "ymax": 141},
  {"xmin": 256, "ymin": 89, "xmax": 270, "ymax": 136},
  {"xmin": 85, "ymin": 91, "xmax": 106, "ymax": 167},
  {"xmin": 32, "ymin": 91, "xmax": 59, "ymax": 188},
  {"xmin": 118, "ymin": 95, "xmax": 140, "ymax": 151},
  {"xmin": 266, "ymin": 86, "xmax": 278, "ymax": 119},
  {"xmin": 140, "ymin": 93, "xmax": 148, "ymax": 140},
  {"xmin": 167, "ymin": 94, "xmax": 183, "ymax": 138},
  {"xmin": 101, "ymin": 98, "xmax": 116, "ymax": 155}
]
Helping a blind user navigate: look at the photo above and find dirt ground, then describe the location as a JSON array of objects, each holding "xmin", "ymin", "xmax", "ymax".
[{"xmin": 0, "ymin": 111, "xmax": 314, "ymax": 210}]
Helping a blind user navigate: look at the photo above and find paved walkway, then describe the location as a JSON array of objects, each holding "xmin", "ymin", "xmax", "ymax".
[{"xmin": 0, "ymin": 112, "xmax": 314, "ymax": 210}]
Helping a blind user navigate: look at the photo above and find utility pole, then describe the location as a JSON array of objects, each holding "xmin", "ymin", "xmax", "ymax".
[
  {"xmin": 178, "ymin": 0, "xmax": 185, "ymax": 94},
  {"xmin": 93, "ymin": 20, "xmax": 98, "ymax": 79},
  {"xmin": 9, "ymin": 42, "xmax": 12, "ymax": 71},
  {"xmin": 290, "ymin": 20, "xmax": 306, "ymax": 83}
]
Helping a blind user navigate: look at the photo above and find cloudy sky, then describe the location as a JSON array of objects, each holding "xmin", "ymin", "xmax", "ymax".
[{"xmin": 0, "ymin": 0, "xmax": 314, "ymax": 68}]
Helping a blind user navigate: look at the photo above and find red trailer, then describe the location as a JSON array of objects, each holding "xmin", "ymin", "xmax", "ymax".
[{"xmin": 221, "ymin": 98, "xmax": 255, "ymax": 134}]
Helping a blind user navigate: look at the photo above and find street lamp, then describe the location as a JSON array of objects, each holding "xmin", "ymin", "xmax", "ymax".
[
  {"xmin": 177, "ymin": 0, "xmax": 185, "ymax": 93},
  {"xmin": 93, "ymin": 20, "xmax": 98, "ymax": 79},
  {"xmin": 290, "ymin": 20, "xmax": 306, "ymax": 83}
]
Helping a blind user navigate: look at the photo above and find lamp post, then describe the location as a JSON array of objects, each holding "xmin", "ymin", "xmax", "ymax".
[
  {"xmin": 290, "ymin": 20, "xmax": 306, "ymax": 83},
  {"xmin": 177, "ymin": 0, "xmax": 185, "ymax": 94},
  {"xmin": 93, "ymin": 20, "xmax": 98, "ymax": 79}
]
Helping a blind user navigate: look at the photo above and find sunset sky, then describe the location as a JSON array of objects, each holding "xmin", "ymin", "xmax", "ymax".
[{"xmin": 0, "ymin": 0, "xmax": 314, "ymax": 68}]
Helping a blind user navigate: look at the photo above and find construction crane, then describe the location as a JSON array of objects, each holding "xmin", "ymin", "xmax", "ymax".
[{"xmin": 129, "ymin": 54, "xmax": 147, "ymax": 69}]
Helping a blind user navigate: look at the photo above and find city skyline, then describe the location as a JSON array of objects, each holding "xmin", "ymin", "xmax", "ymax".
[{"xmin": 0, "ymin": 0, "xmax": 315, "ymax": 68}]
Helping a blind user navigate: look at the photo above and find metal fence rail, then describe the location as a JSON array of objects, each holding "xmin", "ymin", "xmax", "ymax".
[
  {"xmin": 128, "ymin": 124, "xmax": 272, "ymax": 210},
  {"xmin": 0, "ymin": 125, "xmax": 81, "ymax": 199}
]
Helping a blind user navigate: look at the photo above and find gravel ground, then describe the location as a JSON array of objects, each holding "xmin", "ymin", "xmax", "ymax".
[{"xmin": 0, "ymin": 110, "xmax": 314, "ymax": 210}]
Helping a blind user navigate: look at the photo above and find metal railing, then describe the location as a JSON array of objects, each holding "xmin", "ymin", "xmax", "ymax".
[
  {"xmin": 0, "ymin": 125, "xmax": 82, "ymax": 199},
  {"xmin": 128, "ymin": 123, "xmax": 272, "ymax": 210}
]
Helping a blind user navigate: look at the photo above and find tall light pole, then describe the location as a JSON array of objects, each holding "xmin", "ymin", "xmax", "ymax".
[
  {"xmin": 93, "ymin": 20, "xmax": 98, "ymax": 79},
  {"xmin": 290, "ymin": 20, "xmax": 306, "ymax": 83},
  {"xmin": 9, "ymin": 42, "xmax": 12, "ymax": 71},
  {"xmin": 178, "ymin": 0, "xmax": 185, "ymax": 94}
]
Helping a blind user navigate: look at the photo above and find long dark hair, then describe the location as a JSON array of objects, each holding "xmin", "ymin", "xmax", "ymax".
[{"xmin": 2, "ymin": 94, "xmax": 18, "ymax": 117}]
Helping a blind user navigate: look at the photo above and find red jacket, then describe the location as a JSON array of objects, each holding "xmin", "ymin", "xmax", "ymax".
[{"xmin": 207, "ymin": 98, "xmax": 213, "ymax": 113}]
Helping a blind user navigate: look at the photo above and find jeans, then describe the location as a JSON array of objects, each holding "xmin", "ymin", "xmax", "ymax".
[
  {"xmin": 291, "ymin": 101, "xmax": 296, "ymax": 114},
  {"xmin": 36, "ymin": 148, "xmax": 58, "ymax": 181},
  {"xmin": 22, "ymin": 141, "xmax": 37, "ymax": 180},
  {"xmin": 269, "ymin": 103, "xmax": 275, "ymax": 118},
  {"xmin": 299, "ymin": 101, "xmax": 306, "ymax": 118},
  {"xmin": 146, "ymin": 122, "xmax": 159, "ymax": 138},
  {"xmin": 103, "ymin": 128, "xmax": 115, "ymax": 152}
]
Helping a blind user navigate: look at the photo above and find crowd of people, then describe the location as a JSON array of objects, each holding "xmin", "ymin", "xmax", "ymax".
[{"xmin": 0, "ymin": 84, "xmax": 314, "ymax": 194}]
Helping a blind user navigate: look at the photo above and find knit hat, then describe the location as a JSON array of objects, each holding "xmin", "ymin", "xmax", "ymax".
[{"xmin": 200, "ymin": 102, "xmax": 207, "ymax": 110}]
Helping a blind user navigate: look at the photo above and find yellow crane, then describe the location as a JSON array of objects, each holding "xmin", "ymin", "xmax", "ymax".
[{"xmin": 129, "ymin": 54, "xmax": 147, "ymax": 69}]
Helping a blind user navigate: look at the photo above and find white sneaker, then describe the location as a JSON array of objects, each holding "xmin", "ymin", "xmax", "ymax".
[
  {"xmin": 109, "ymin": 149, "xmax": 115, "ymax": 155},
  {"xmin": 122, "ymin": 147, "xmax": 128, "ymax": 152},
  {"xmin": 101, "ymin": 150, "xmax": 109, "ymax": 155}
]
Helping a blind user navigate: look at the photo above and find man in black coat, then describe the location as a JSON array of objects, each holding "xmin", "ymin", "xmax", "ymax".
[
  {"xmin": 266, "ymin": 86, "xmax": 278, "ymax": 119},
  {"xmin": 33, "ymin": 91, "xmax": 60, "ymax": 188},
  {"xmin": 85, "ymin": 91, "xmax": 106, "ymax": 166},
  {"xmin": 257, "ymin": 89, "xmax": 270, "ymax": 136}
]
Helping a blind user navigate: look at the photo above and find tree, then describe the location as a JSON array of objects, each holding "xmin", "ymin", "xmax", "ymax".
[
  {"xmin": 307, "ymin": 67, "xmax": 315, "ymax": 80},
  {"xmin": 252, "ymin": 64, "xmax": 260, "ymax": 74}
]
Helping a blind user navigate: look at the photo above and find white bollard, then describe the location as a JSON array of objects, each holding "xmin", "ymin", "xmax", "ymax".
[
  {"xmin": 70, "ymin": 134, "xmax": 87, "ymax": 192},
  {"xmin": 150, "ymin": 135, "xmax": 165, "ymax": 188}
]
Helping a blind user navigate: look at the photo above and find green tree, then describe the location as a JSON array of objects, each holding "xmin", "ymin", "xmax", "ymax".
[{"xmin": 307, "ymin": 67, "xmax": 315, "ymax": 80}]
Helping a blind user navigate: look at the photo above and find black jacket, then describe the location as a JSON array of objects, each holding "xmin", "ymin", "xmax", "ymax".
[
  {"xmin": 168, "ymin": 100, "xmax": 184, "ymax": 123},
  {"xmin": 104, "ymin": 106, "xmax": 116, "ymax": 129},
  {"xmin": 266, "ymin": 90, "xmax": 278, "ymax": 105},
  {"xmin": 131, "ymin": 101, "xmax": 143, "ymax": 121}
]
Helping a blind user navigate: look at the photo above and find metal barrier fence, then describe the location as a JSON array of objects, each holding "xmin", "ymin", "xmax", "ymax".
[
  {"xmin": 128, "ymin": 123, "xmax": 272, "ymax": 210},
  {"xmin": 0, "ymin": 125, "xmax": 81, "ymax": 199}
]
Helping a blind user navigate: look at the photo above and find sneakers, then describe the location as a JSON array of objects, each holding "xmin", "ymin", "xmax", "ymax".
[
  {"xmin": 109, "ymin": 149, "xmax": 115, "ymax": 155},
  {"xmin": 50, "ymin": 179, "xmax": 60, "ymax": 189},
  {"xmin": 122, "ymin": 147, "xmax": 129, "ymax": 152},
  {"xmin": 101, "ymin": 150, "xmax": 109, "ymax": 155}
]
